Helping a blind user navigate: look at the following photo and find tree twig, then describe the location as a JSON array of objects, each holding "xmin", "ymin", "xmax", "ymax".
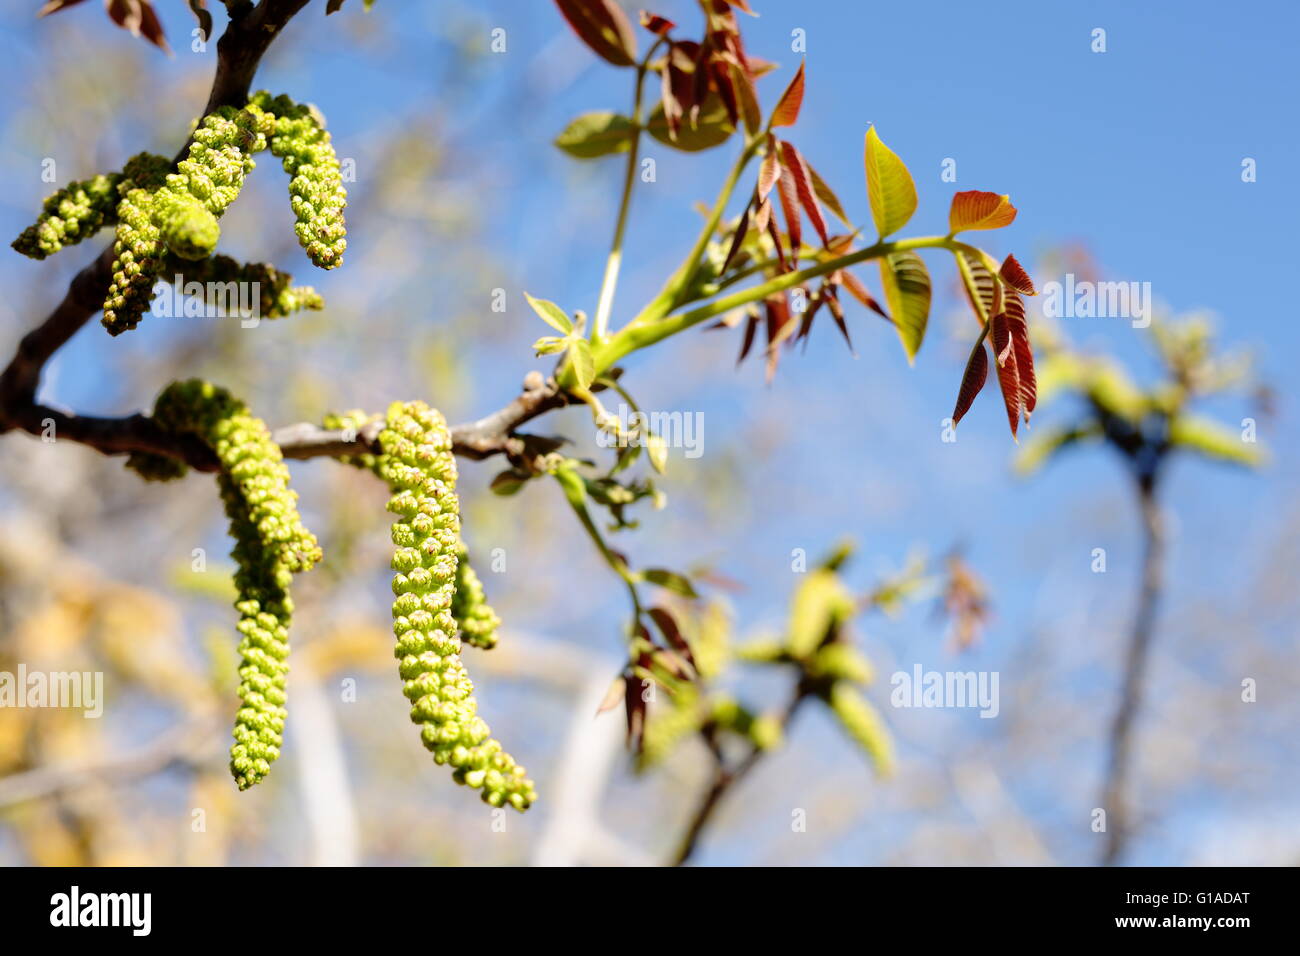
[
  {"xmin": 671, "ymin": 686, "xmax": 809, "ymax": 866},
  {"xmin": 1099, "ymin": 470, "xmax": 1165, "ymax": 865},
  {"xmin": 0, "ymin": 1, "xmax": 577, "ymax": 473}
]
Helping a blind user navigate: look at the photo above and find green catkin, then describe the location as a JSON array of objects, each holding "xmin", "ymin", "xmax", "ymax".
[
  {"xmin": 450, "ymin": 545, "xmax": 501, "ymax": 650},
  {"xmin": 378, "ymin": 400, "xmax": 535, "ymax": 810},
  {"xmin": 162, "ymin": 252, "xmax": 324, "ymax": 319},
  {"xmin": 10, "ymin": 152, "xmax": 167, "ymax": 260},
  {"xmin": 250, "ymin": 91, "xmax": 348, "ymax": 269},
  {"xmin": 146, "ymin": 380, "xmax": 321, "ymax": 789},
  {"xmin": 102, "ymin": 108, "xmax": 271, "ymax": 335},
  {"xmin": 12, "ymin": 171, "xmax": 122, "ymax": 260}
]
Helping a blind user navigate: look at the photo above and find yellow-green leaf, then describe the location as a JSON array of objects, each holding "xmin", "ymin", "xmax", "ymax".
[
  {"xmin": 878, "ymin": 250, "xmax": 931, "ymax": 363},
  {"xmin": 828, "ymin": 683, "xmax": 894, "ymax": 775},
  {"xmin": 1169, "ymin": 415, "xmax": 1266, "ymax": 467},
  {"xmin": 554, "ymin": 111, "xmax": 635, "ymax": 159},
  {"xmin": 863, "ymin": 127, "xmax": 917, "ymax": 239},
  {"xmin": 567, "ymin": 337, "xmax": 595, "ymax": 390},
  {"xmin": 787, "ymin": 569, "xmax": 854, "ymax": 659},
  {"xmin": 525, "ymin": 293, "xmax": 573, "ymax": 333}
]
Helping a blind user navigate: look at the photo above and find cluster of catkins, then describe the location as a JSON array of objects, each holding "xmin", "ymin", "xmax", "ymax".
[
  {"xmin": 378, "ymin": 401, "xmax": 535, "ymax": 810},
  {"xmin": 125, "ymin": 393, "xmax": 529, "ymax": 808},
  {"xmin": 129, "ymin": 380, "xmax": 322, "ymax": 790},
  {"xmin": 11, "ymin": 92, "xmax": 346, "ymax": 334}
]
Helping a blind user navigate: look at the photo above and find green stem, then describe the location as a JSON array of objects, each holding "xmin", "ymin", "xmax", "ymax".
[
  {"xmin": 592, "ymin": 38, "xmax": 665, "ymax": 342},
  {"xmin": 626, "ymin": 135, "xmax": 764, "ymax": 331},
  {"xmin": 595, "ymin": 234, "xmax": 970, "ymax": 372},
  {"xmin": 561, "ymin": 483, "xmax": 643, "ymax": 617}
]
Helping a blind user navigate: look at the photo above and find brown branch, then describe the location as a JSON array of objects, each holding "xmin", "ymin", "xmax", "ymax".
[
  {"xmin": 0, "ymin": 2, "xmax": 584, "ymax": 476},
  {"xmin": 0, "ymin": 372, "xmax": 573, "ymax": 472},
  {"xmin": 1099, "ymin": 471, "xmax": 1166, "ymax": 865},
  {"xmin": 671, "ymin": 686, "xmax": 810, "ymax": 867},
  {"xmin": 0, "ymin": 0, "xmax": 312, "ymax": 435}
]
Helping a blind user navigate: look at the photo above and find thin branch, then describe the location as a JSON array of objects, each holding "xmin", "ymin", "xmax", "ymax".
[
  {"xmin": 0, "ymin": 372, "xmax": 574, "ymax": 472},
  {"xmin": 1099, "ymin": 470, "xmax": 1166, "ymax": 865},
  {"xmin": 672, "ymin": 685, "xmax": 809, "ymax": 866},
  {"xmin": 0, "ymin": 0, "xmax": 313, "ymax": 439}
]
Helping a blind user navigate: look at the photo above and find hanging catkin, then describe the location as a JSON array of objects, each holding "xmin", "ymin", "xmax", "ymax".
[
  {"xmin": 142, "ymin": 380, "xmax": 321, "ymax": 789},
  {"xmin": 249, "ymin": 91, "xmax": 348, "ymax": 269},
  {"xmin": 378, "ymin": 400, "xmax": 535, "ymax": 810}
]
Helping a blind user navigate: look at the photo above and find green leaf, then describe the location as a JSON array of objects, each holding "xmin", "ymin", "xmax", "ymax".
[
  {"xmin": 644, "ymin": 432, "xmax": 668, "ymax": 474},
  {"xmin": 643, "ymin": 568, "xmax": 698, "ymax": 598},
  {"xmin": 552, "ymin": 464, "xmax": 588, "ymax": 508},
  {"xmin": 490, "ymin": 467, "xmax": 532, "ymax": 496},
  {"xmin": 878, "ymin": 251, "xmax": 931, "ymax": 363},
  {"xmin": 1169, "ymin": 414, "xmax": 1265, "ymax": 467},
  {"xmin": 647, "ymin": 93, "xmax": 736, "ymax": 152},
  {"xmin": 567, "ymin": 337, "xmax": 595, "ymax": 390},
  {"xmin": 811, "ymin": 643, "xmax": 875, "ymax": 685},
  {"xmin": 533, "ymin": 336, "xmax": 567, "ymax": 355},
  {"xmin": 787, "ymin": 569, "xmax": 855, "ymax": 659},
  {"xmin": 827, "ymin": 683, "xmax": 894, "ymax": 776},
  {"xmin": 525, "ymin": 292, "xmax": 573, "ymax": 334},
  {"xmin": 1013, "ymin": 423, "xmax": 1102, "ymax": 475},
  {"xmin": 554, "ymin": 111, "xmax": 636, "ymax": 159},
  {"xmin": 863, "ymin": 127, "xmax": 917, "ymax": 239}
]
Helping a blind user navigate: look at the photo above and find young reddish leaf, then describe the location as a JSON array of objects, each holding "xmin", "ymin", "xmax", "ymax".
[
  {"xmin": 709, "ymin": 58, "xmax": 740, "ymax": 126},
  {"xmin": 780, "ymin": 141, "xmax": 829, "ymax": 246},
  {"xmin": 826, "ymin": 234, "xmax": 855, "ymax": 255},
  {"xmin": 648, "ymin": 607, "xmax": 697, "ymax": 669},
  {"xmin": 737, "ymin": 309, "xmax": 760, "ymax": 365},
  {"xmin": 999, "ymin": 253, "xmax": 1036, "ymax": 295},
  {"xmin": 624, "ymin": 671, "xmax": 646, "ymax": 751},
  {"xmin": 758, "ymin": 140, "xmax": 780, "ymax": 199},
  {"xmin": 639, "ymin": 11, "xmax": 675, "ymax": 35},
  {"xmin": 948, "ymin": 190, "xmax": 1017, "ymax": 233},
  {"xmin": 775, "ymin": 165, "xmax": 803, "ymax": 254},
  {"xmin": 729, "ymin": 60, "xmax": 762, "ymax": 135},
  {"xmin": 840, "ymin": 270, "xmax": 890, "ymax": 321},
  {"xmin": 989, "ymin": 315, "xmax": 1023, "ymax": 438},
  {"xmin": 659, "ymin": 45, "xmax": 685, "ymax": 138},
  {"xmin": 878, "ymin": 251, "xmax": 931, "ymax": 363},
  {"xmin": 864, "ymin": 127, "xmax": 917, "ymax": 239},
  {"xmin": 753, "ymin": 195, "xmax": 773, "ymax": 234},
  {"xmin": 764, "ymin": 199, "xmax": 788, "ymax": 272},
  {"xmin": 723, "ymin": 0, "xmax": 756, "ymax": 14},
  {"xmin": 1004, "ymin": 294, "xmax": 1036, "ymax": 420},
  {"xmin": 807, "ymin": 161, "xmax": 852, "ymax": 227},
  {"xmin": 720, "ymin": 198, "xmax": 752, "ymax": 274},
  {"xmin": 952, "ymin": 342, "xmax": 989, "ymax": 425},
  {"xmin": 765, "ymin": 294, "xmax": 795, "ymax": 381},
  {"xmin": 990, "ymin": 312, "xmax": 1014, "ymax": 367},
  {"xmin": 596, "ymin": 675, "xmax": 626, "ymax": 715},
  {"xmin": 769, "ymin": 60, "xmax": 806, "ymax": 128},
  {"xmin": 555, "ymin": 0, "xmax": 637, "ymax": 67},
  {"xmin": 824, "ymin": 286, "xmax": 855, "ymax": 354}
]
